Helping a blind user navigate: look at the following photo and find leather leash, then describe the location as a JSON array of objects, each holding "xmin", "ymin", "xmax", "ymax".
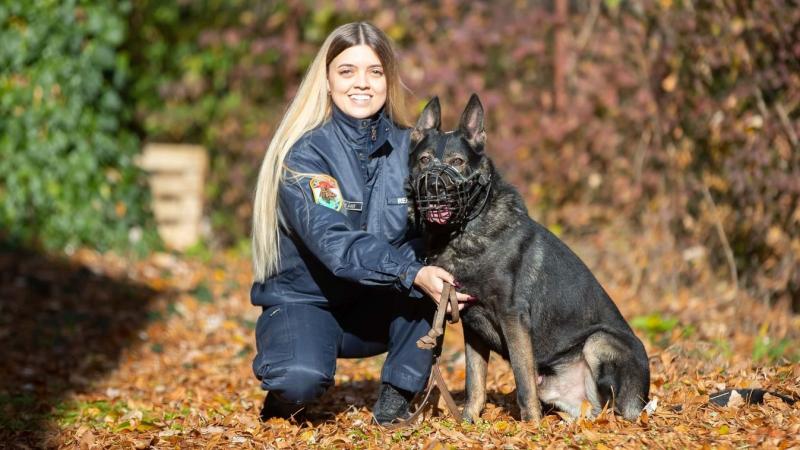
[{"xmin": 377, "ymin": 282, "xmax": 461, "ymax": 429}]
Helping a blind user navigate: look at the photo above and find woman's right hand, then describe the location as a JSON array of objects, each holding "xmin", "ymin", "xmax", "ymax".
[{"xmin": 413, "ymin": 266, "xmax": 472, "ymax": 311}]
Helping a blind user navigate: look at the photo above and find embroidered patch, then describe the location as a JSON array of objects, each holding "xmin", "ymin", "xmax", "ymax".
[{"xmin": 309, "ymin": 175, "xmax": 343, "ymax": 211}]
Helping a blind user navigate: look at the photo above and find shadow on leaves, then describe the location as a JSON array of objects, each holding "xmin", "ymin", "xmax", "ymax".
[{"xmin": 0, "ymin": 243, "xmax": 160, "ymax": 446}]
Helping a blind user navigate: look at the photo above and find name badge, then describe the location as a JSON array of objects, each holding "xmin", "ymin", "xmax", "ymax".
[
  {"xmin": 344, "ymin": 201, "xmax": 363, "ymax": 211},
  {"xmin": 387, "ymin": 197, "xmax": 408, "ymax": 205}
]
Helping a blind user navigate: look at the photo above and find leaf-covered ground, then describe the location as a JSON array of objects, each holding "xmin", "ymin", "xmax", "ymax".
[{"xmin": 2, "ymin": 228, "xmax": 799, "ymax": 449}]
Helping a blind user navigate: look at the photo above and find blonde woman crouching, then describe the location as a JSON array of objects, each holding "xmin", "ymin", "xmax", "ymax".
[{"xmin": 250, "ymin": 22, "xmax": 469, "ymax": 425}]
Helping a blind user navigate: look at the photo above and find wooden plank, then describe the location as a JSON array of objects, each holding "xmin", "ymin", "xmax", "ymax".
[
  {"xmin": 137, "ymin": 144, "xmax": 208, "ymax": 172},
  {"xmin": 152, "ymin": 198, "xmax": 203, "ymax": 222},
  {"xmin": 137, "ymin": 143, "xmax": 208, "ymax": 251},
  {"xmin": 150, "ymin": 174, "xmax": 204, "ymax": 197}
]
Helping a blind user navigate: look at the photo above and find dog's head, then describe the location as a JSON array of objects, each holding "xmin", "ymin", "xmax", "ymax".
[{"xmin": 408, "ymin": 94, "xmax": 492, "ymax": 229}]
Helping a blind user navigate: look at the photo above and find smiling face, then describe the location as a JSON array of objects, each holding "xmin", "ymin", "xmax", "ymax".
[{"xmin": 327, "ymin": 45, "xmax": 387, "ymax": 119}]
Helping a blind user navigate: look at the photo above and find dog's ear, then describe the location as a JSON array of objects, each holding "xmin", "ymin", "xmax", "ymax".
[
  {"xmin": 410, "ymin": 97, "xmax": 441, "ymax": 147},
  {"xmin": 458, "ymin": 93, "xmax": 486, "ymax": 150}
]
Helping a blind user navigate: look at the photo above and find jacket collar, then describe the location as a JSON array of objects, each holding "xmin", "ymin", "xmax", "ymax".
[{"xmin": 330, "ymin": 103, "xmax": 389, "ymax": 155}]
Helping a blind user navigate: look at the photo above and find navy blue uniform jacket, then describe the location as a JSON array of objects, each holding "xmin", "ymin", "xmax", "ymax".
[{"xmin": 250, "ymin": 105, "xmax": 425, "ymax": 308}]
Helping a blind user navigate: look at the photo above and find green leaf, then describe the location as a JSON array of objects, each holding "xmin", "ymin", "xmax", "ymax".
[
  {"xmin": 631, "ymin": 314, "xmax": 679, "ymax": 334},
  {"xmin": 191, "ymin": 282, "xmax": 214, "ymax": 304}
]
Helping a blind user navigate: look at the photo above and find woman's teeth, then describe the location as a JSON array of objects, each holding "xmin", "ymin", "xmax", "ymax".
[{"xmin": 350, "ymin": 94, "xmax": 371, "ymax": 103}]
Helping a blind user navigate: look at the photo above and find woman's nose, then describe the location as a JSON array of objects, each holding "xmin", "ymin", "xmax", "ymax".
[{"xmin": 355, "ymin": 71, "xmax": 369, "ymax": 89}]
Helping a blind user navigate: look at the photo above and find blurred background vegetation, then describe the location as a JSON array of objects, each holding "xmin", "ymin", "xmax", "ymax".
[{"xmin": 1, "ymin": 0, "xmax": 797, "ymax": 311}]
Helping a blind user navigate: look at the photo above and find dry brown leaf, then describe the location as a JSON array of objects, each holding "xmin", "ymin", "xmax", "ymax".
[
  {"xmin": 136, "ymin": 437, "xmax": 156, "ymax": 449},
  {"xmin": 423, "ymin": 438, "xmax": 447, "ymax": 450},
  {"xmin": 7, "ymin": 244, "xmax": 798, "ymax": 450},
  {"xmin": 764, "ymin": 393, "xmax": 792, "ymax": 411},
  {"xmin": 726, "ymin": 390, "xmax": 744, "ymax": 408}
]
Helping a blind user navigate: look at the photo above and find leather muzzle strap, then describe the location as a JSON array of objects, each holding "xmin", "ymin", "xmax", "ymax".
[{"xmin": 378, "ymin": 282, "xmax": 461, "ymax": 428}]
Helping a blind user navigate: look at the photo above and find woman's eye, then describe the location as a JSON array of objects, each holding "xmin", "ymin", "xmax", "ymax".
[
  {"xmin": 339, "ymin": 69, "xmax": 353, "ymax": 76},
  {"xmin": 450, "ymin": 158, "xmax": 464, "ymax": 166},
  {"xmin": 419, "ymin": 155, "xmax": 431, "ymax": 164},
  {"xmin": 371, "ymin": 69, "xmax": 384, "ymax": 76}
]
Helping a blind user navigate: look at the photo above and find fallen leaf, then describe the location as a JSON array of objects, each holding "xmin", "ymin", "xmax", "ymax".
[
  {"xmin": 133, "ymin": 438, "xmax": 152, "ymax": 449},
  {"xmin": 423, "ymin": 439, "xmax": 446, "ymax": 450},
  {"xmin": 493, "ymin": 420, "xmax": 511, "ymax": 433},
  {"xmin": 727, "ymin": 390, "xmax": 744, "ymax": 408}
]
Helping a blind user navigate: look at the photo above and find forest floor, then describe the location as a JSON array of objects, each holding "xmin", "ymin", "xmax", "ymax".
[{"xmin": 1, "ymin": 223, "xmax": 799, "ymax": 449}]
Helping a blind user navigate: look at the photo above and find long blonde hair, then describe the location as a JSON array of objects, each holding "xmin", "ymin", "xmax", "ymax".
[{"xmin": 252, "ymin": 22, "xmax": 412, "ymax": 282}]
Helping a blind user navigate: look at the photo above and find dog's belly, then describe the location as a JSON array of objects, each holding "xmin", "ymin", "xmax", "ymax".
[{"xmin": 538, "ymin": 358, "xmax": 590, "ymax": 408}]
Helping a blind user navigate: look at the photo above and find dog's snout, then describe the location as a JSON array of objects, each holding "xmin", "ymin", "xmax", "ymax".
[
  {"xmin": 417, "ymin": 168, "xmax": 453, "ymax": 197},
  {"xmin": 425, "ymin": 174, "xmax": 452, "ymax": 195}
]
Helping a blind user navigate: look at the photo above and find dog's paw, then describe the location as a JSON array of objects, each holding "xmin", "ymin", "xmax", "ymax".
[
  {"xmin": 461, "ymin": 409, "xmax": 480, "ymax": 424},
  {"xmin": 520, "ymin": 408, "xmax": 542, "ymax": 424}
]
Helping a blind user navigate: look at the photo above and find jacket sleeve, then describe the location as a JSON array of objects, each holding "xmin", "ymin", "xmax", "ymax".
[
  {"xmin": 395, "ymin": 238, "xmax": 426, "ymax": 299},
  {"xmin": 278, "ymin": 150, "xmax": 424, "ymax": 293}
]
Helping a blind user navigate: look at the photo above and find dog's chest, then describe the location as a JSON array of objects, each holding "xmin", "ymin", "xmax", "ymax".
[
  {"xmin": 426, "ymin": 232, "xmax": 487, "ymax": 274},
  {"xmin": 426, "ymin": 246, "xmax": 460, "ymax": 273}
]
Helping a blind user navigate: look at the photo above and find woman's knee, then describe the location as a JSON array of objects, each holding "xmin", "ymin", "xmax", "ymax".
[{"xmin": 264, "ymin": 362, "xmax": 334, "ymax": 404}]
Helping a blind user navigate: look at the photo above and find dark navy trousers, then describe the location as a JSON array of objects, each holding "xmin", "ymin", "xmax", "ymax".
[{"xmin": 252, "ymin": 295, "xmax": 435, "ymax": 406}]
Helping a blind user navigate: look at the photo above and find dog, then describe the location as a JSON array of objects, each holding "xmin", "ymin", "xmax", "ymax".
[{"xmin": 406, "ymin": 94, "xmax": 650, "ymax": 423}]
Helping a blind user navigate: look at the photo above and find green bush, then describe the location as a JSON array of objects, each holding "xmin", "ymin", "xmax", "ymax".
[
  {"xmin": 126, "ymin": 0, "xmax": 353, "ymax": 244},
  {"xmin": 0, "ymin": 0, "xmax": 158, "ymax": 253}
]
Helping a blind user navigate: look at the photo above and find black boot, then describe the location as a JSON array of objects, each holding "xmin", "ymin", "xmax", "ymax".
[
  {"xmin": 373, "ymin": 383, "xmax": 416, "ymax": 425},
  {"xmin": 259, "ymin": 392, "xmax": 305, "ymax": 421}
]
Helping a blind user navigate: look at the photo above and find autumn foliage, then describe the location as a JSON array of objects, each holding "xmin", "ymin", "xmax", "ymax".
[
  {"xmin": 2, "ymin": 247, "xmax": 798, "ymax": 447},
  {"xmin": 2, "ymin": 0, "xmax": 799, "ymax": 447},
  {"xmin": 128, "ymin": 0, "xmax": 799, "ymax": 311}
]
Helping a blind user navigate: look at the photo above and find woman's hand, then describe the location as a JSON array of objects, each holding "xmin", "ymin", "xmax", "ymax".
[{"xmin": 413, "ymin": 266, "xmax": 473, "ymax": 312}]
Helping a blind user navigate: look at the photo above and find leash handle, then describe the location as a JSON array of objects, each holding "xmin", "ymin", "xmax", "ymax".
[
  {"xmin": 447, "ymin": 281, "xmax": 460, "ymax": 324},
  {"xmin": 416, "ymin": 282, "xmax": 460, "ymax": 350}
]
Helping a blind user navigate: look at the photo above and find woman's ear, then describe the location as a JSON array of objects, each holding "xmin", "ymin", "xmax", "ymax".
[
  {"xmin": 458, "ymin": 93, "xmax": 486, "ymax": 150},
  {"xmin": 411, "ymin": 97, "xmax": 441, "ymax": 146}
]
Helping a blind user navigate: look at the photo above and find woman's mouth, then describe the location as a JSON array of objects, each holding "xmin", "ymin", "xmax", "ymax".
[{"xmin": 349, "ymin": 94, "xmax": 372, "ymax": 105}]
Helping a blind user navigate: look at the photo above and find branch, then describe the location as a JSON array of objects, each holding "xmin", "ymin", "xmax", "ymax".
[
  {"xmin": 700, "ymin": 181, "xmax": 739, "ymax": 299},
  {"xmin": 774, "ymin": 101, "xmax": 799, "ymax": 151},
  {"xmin": 574, "ymin": 0, "xmax": 602, "ymax": 53}
]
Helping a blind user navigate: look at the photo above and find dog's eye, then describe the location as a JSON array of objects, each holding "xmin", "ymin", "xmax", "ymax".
[
  {"xmin": 419, "ymin": 155, "xmax": 431, "ymax": 164},
  {"xmin": 450, "ymin": 157, "xmax": 465, "ymax": 166}
]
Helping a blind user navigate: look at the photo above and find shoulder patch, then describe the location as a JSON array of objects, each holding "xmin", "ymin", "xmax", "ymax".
[{"xmin": 309, "ymin": 175, "xmax": 343, "ymax": 211}]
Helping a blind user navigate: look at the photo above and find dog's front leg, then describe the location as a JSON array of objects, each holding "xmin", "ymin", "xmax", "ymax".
[
  {"xmin": 501, "ymin": 314, "xmax": 542, "ymax": 423},
  {"xmin": 462, "ymin": 325, "xmax": 490, "ymax": 423}
]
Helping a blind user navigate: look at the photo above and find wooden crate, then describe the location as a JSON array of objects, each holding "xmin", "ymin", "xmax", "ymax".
[{"xmin": 136, "ymin": 144, "xmax": 208, "ymax": 251}]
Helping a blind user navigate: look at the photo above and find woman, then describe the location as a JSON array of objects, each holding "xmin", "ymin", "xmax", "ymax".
[{"xmin": 250, "ymin": 22, "xmax": 468, "ymax": 425}]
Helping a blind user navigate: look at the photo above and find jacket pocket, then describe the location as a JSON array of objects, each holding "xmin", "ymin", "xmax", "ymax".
[{"xmin": 383, "ymin": 194, "xmax": 411, "ymax": 243}]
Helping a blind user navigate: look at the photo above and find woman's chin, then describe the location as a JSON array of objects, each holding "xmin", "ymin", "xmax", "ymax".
[{"xmin": 339, "ymin": 103, "xmax": 382, "ymax": 119}]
